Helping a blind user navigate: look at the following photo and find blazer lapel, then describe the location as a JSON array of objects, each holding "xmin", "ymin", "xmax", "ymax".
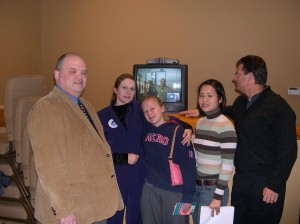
[{"xmin": 53, "ymin": 87, "xmax": 101, "ymax": 140}]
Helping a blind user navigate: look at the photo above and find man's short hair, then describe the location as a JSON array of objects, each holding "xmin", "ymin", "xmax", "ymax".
[{"xmin": 236, "ymin": 55, "xmax": 268, "ymax": 85}]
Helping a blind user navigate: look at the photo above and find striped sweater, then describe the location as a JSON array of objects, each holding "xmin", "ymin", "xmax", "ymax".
[{"xmin": 193, "ymin": 110, "xmax": 237, "ymax": 200}]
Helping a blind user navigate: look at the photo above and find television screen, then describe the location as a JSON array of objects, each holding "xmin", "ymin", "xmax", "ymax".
[{"xmin": 133, "ymin": 64, "xmax": 188, "ymax": 112}]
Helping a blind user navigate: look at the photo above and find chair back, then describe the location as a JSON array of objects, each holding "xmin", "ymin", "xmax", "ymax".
[
  {"xmin": 14, "ymin": 96, "xmax": 42, "ymax": 163},
  {"xmin": 4, "ymin": 76, "xmax": 48, "ymax": 142}
]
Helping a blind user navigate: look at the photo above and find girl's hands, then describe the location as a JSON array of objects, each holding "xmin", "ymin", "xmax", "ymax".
[{"xmin": 181, "ymin": 129, "xmax": 192, "ymax": 146}]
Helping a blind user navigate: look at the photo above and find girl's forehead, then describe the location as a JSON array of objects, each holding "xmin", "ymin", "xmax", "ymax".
[{"xmin": 143, "ymin": 99, "xmax": 158, "ymax": 106}]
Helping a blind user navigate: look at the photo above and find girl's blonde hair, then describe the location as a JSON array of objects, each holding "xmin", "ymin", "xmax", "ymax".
[{"xmin": 141, "ymin": 95, "xmax": 169, "ymax": 121}]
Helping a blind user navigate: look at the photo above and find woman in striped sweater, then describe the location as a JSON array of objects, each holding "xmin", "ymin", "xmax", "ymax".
[{"xmin": 192, "ymin": 79, "xmax": 237, "ymax": 224}]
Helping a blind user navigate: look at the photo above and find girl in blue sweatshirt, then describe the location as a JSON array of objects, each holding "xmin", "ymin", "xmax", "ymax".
[{"xmin": 140, "ymin": 96, "xmax": 196, "ymax": 224}]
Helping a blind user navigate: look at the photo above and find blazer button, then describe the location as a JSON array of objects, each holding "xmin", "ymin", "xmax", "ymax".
[
  {"xmin": 106, "ymin": 154, "xmax": 110, "ymax": 157},
  {"xmin": 51, "ymin": 207, "xmax": 56, "ymax": 215}
]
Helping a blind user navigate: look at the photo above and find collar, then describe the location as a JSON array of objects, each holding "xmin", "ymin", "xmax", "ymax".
[
  {"xmin": 55, "ymin": 84, "xmax": 79, "ymax": 104},
  {"xmin": 110, "ymin": 100, "xmax": 135, "ymax": 110},
  {"xmin": 113, "ymin": 103, "xmax": 129, "ymax": 112},
  {"xmin": 247, "ymin": 86, "xmax": 269, "ymax": 108},
  {"xmin": 205, "ymin": 108, "xmax": 222, "ymax": 119}
]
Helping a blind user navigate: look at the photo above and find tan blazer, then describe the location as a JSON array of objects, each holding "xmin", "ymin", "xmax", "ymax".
[{"xmin": 27, "ymin": 87, "xmax": 123, "ymax": 224}]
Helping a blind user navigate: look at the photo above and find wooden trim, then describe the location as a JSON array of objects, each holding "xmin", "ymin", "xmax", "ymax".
[
  {"xmin": 0, "ymin": 108, "xmax": 4, "ymax": 127},
  {"xmin": 168, "ymin": 113, "xmax": 199, "ymax": 131},
  {"xmin": 169, "ymin": 113, "xmax": 300, "ymax": 139}
]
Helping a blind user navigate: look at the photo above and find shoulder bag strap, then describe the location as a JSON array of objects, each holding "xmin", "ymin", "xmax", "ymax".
[{"xmin": 168, "ymin": 126, "xmax": 180, "ymax": 160}]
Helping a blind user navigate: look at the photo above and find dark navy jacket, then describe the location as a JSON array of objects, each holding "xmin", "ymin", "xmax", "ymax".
[
  {"xmin": 98, "ymin": 100, "xmax": 145, "ymax": 187},
  {"xmin": 142, "ymin": 122, "xmax": 196, "ymax": 203}
]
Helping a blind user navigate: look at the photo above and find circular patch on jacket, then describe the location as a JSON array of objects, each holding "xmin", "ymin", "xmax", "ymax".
[{"xmin": 108, "ymin": 119, "xmax": 118, "ymax": 128}]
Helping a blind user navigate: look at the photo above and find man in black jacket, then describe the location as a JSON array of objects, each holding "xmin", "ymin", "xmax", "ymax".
[{"xmin": 180, "ymin": 55, "xmax": 297, "ymax": 224}]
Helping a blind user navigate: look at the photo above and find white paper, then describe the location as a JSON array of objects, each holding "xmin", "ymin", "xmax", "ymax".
[{"xmin": 199, "ymin": 206, "xmax": 234, "ymax": 224}]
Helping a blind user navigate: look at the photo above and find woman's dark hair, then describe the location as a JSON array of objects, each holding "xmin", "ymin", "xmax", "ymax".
[
  {"xmin": 197, "ymin": 79, "xmax": 227, "ymax": 109},
  {"xmin": 111, "ymin": 73, "xmax": 135, "ymax": 101}
]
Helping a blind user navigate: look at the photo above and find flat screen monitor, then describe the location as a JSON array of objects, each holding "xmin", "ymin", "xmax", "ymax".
[{"xmin": 133, "ymin": 64, "xmax": 188, "ymax": 113}]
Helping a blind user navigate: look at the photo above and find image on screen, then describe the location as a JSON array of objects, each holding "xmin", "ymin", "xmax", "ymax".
[{"xmin": 136, "ymin": 68, "xmax": 182, "ymax": 103}]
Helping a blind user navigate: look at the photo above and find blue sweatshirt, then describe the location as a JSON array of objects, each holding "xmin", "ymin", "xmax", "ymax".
[{"xmin": 142, "ymin": 122, "xmax": 196, "ymax": 203}]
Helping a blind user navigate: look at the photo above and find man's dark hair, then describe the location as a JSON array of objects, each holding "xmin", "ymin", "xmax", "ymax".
[
  {"xmin": 236, "ymin": 55, "xmax": 268, "ymax": 85},
  {"xmin": 55, "ymin": 52, "xmax": 79, "ymax": 71}
]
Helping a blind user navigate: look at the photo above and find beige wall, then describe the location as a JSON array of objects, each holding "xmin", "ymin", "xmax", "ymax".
[{"xmin": 0, "ymin": 0, "xmax": 41, "ymax": 94}]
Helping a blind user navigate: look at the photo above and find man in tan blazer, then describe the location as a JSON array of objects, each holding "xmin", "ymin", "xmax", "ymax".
[{"xmin": 27, "ymin": 53, "xmax": 123, "ymax": 224}]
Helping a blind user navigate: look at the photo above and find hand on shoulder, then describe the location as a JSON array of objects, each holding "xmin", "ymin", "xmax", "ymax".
[{"xmin": 178, "ymin": 109, "xmax": 199, "ymax": 118}]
